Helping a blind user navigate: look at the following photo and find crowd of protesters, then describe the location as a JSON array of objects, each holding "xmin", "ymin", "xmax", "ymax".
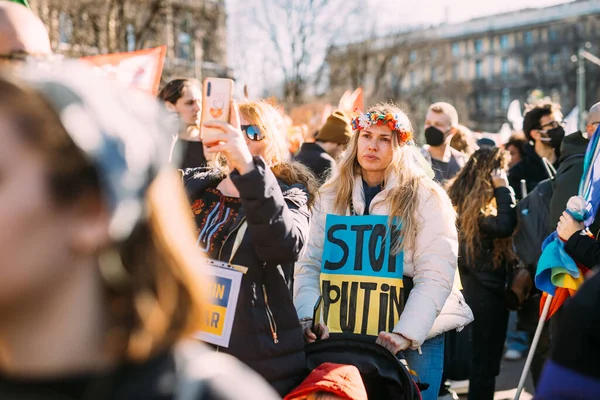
[{"xmin": 2, "ymin": 2, "xmax": 600, "ymax": 400}]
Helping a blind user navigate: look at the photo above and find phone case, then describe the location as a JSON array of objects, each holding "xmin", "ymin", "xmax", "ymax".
[{"xmin": 201, "ymin": 78, "xmax": 234, "ymax": 137}]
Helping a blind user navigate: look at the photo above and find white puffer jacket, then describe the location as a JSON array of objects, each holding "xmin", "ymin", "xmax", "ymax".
[{"xmin": 294, "ymin": 174, "xmax": 473, "ymax": 349}]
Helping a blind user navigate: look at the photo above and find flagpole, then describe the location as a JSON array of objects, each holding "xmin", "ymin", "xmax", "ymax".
[{"xmin": 514, "ymin": 294, "xmax": 553, "ymax": 400}]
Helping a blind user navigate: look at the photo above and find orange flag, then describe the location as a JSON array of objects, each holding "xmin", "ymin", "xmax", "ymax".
[{"xmin": 81, "ymin": 46, "xmax": 167, "ymax": 95}]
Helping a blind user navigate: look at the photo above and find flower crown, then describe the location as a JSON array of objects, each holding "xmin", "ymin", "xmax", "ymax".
[{"xmin": 351, "ymin": 109, "xmax": 414, "ymax": 145}]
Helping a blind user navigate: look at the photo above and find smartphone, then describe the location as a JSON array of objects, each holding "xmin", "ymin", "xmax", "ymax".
[{"xmin": 201, "ymin": 78, "xmax": 234, "ymax": 146}]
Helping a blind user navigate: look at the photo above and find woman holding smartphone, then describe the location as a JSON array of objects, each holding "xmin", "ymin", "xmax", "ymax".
[
  {"xmin": 184, "ymin": 100, "xmax": 317, "ymax": 396},
  {"xmin": 294, "ymin": 103, "xmax": 473, "ymax": 400}
]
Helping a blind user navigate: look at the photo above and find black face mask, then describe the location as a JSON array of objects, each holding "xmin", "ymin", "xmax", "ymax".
[
  {"xmin": 540, "ymin": 126, "xmax": 565, "ymax": 150},
  {"xmin": 424, "ymin": 126, "xmax": 445, "ymax": 147}
]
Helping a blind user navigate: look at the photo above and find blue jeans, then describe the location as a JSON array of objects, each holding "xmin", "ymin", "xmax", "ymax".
[
  {"xmin": 404, "ymin": 334, "xmax": 445, "ymax": 400},
  {"xmin": 505, "ymin": 311, "xmax": 529, "ymax": 353}
]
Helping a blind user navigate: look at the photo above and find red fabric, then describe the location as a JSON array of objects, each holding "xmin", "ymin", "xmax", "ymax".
[
  {"xmin": 540, "ymin": 262, "xmax": 590, "ymax": 320},
  {"xmin": 284, "ymin": 363, "xmax": 368, "ymax": 400}
]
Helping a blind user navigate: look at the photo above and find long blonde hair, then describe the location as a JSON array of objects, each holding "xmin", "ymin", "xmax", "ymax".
[
  {"xmin": 236, "ymin": 101, "xmax": 318, "ymax": 205},
  {"xmin": 321, "ymin": 103, "xmax": 453, "ymax": 254}
]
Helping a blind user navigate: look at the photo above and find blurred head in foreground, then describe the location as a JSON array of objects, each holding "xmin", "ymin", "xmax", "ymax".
[{"xmin": 0, "ymin": 61, "xmax": 205, "ymax": 376}]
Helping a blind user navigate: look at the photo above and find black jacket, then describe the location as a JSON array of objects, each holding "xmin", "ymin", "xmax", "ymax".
[
  {"xmin": 459, "ymin": 187, "xmax": 517, "ymax": 293},
  {"xmin": 565, "ymin": 231, "xmax": 600, "ymax": 270},
  {"xmin": 509, "ymin": 143, "xmax": 557, "ymax": 200},
  {"xmin": 549, "ymin": 131, "xmax": 589, "ymax": 229},
  {"xmin": 184, "ymin": 157, "xmax": 308, "ymax": 396},
  {"xmin": 293, "ymin": 142, "xmax": 335, "ymax": 184}
]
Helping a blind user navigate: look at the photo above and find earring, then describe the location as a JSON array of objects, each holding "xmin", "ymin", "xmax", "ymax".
[{"xmin": 98, "ymin": 248, "xmax": 130, "ymax": 289}]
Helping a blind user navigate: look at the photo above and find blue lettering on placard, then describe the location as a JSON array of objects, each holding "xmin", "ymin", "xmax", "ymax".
[
  {"xmin": 210, "ymin": 276, "xmax": 232, "ymax": 307},
  {"xmin": 322, "ymin": 215, "xmax": 403, "ymax": 278}
]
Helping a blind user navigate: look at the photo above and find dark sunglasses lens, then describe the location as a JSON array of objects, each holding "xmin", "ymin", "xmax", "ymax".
[{"xmin": 244, "ymin": 125, "xmax": 264, "ymax": 141}]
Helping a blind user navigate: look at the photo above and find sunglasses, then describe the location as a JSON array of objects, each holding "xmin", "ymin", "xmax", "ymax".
[{"xmin": 241, "ymin": 125, "xmax": 265, "ymax": 141}]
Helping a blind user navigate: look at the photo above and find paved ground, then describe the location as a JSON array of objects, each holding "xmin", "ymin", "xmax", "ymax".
[{"xmin": 453, "ymin": 357, "xmax": 535, "ymax": 400}]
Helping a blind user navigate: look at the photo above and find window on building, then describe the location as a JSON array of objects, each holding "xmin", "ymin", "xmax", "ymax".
[
  {"xmin": 501, "ymin": 88, "xmax": 510, "ymax": 110},
  {"xmin": 488, "ymin": 57, "xmax": 494, "ymax": 77},
  {"xmin": 523, "ymin": 31, "xmax": 534, "ymax": 45},
  {"xmin": 548, "ymin": 28, "xmax": 558, "ymax": 41},
  {"xmin": 524, "ymin": 55, "xmax": 533, "ymax": 72},
  {"xmin": 549, "ymin": 53, "xmax": 560, "ymax": 69},
  {"xmin": 177, "ymin": 12, "xmax": 195, "ymax": 61},
  {"xmin": 475, "ymin": 93, "xmax": 483, "ymax": 112},
  {"xmin": 431, "ymin": 67, "xmax": 437, "ymax": 82},
  {"xmin": 409, "ymin": 50, "xmax": 417, "ymax": 62},
  {"xmin": 58, "ymin": 12, "xmax": 73, "ymax": 44},
  {"xmin": 452, "ymin": 42, "xmax": 460, "ymax": 56},
  {"xmin": 126, "ymin": 24, "xmax": 136, "ymax": 52},
  {"xmin": 410, "ymin": 71, "xmax": 416, "ymax": 88},
  {"xmin": 501, "ymin": 57, "xmax": 509, "ymax": 77},
  {"xmin": 431, "ymin": 47, "xmax": 438, "ymax": 59},
  {"xmin": 500, "ymin": 34, "xmax": 509, "ymax": 49},
  {"xmin": 489, "ymin": 37, "xmax": 494, "ymax": 52},
  {"xmin": 474, "ymin": 39, "xmax": 483, "ymax": 54},
  {"xmin": 475, "ymin": 60, "xmax": 483, "ymax": 78},
  {"xmin": 453, "ymin": 64, "xmax": 459, "ymax": 80}
]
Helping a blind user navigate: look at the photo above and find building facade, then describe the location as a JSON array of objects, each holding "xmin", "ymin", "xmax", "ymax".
[
  {"xmin": 28, "ymin": 0, "xmax": 231, "ymax": 83},
  {"xmin": 327, "ymin": 0, "xmax": 600, "ymax": 135}
]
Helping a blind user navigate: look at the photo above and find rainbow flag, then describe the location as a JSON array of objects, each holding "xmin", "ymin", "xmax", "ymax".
[{"xmin": 535, "ymin": 125, "xmax": 600, "ymax": 318}]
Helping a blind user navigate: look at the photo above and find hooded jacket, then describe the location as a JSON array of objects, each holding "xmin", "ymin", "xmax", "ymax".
[
  {"xmin": 294, "ymin": 173, "xmax": 473, "ymax": 349},
  {"xmin": 183, "ymin": 157, "xmax": 309, "ymax": 396}
]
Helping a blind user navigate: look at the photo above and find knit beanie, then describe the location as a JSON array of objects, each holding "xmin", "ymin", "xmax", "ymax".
[{"xmin": 316, "ymin": 111, "xmax": 352, "ymax": 144}]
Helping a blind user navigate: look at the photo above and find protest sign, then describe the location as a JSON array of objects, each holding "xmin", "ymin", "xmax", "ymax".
[
  {"xmin": 81, "ymin": 46, "xmax": 166, "ymax": 95},
  {"xmin": 196, "ymin": 263, "xmax": 242, "ymax": 347},
  {"xmin": 320, "ymin": 214, "xmax": 404, "ymax": 336}
]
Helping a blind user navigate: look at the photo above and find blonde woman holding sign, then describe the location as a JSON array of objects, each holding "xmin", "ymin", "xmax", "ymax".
[{"xmin": 294, "ymin": 103, "xmax": 473, "ymax": 400}]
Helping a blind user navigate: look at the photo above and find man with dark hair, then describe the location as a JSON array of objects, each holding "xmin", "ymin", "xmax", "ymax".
[{"xmin": 508, "ymin": 102, "xmax": 565, "ymax": 199}]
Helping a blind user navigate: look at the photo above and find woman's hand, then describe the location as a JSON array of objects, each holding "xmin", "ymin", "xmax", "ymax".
[
  {"xmin": 557, "ymin": 211, "xmax": 584, "ymax": 241},
  {"xmin": 491, "ymin": 169, "xmax": 509, "ymax": 188},
  {"xmin": 300, "ymin": 319, "xmax": 329, "ymax": 344},
  {"xmin": 203, "ymin": 101, "xmax": 254, "ymax": 175},
  {"xmin": 376, "ymin": 331, "xmax": 411, "ymax": 355}
]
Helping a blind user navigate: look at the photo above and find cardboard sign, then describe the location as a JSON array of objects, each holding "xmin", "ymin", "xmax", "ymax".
[
  {"xmin": 195, "ymin": 263, "xmax": 242, "ymax": 347},
  {"xmin": 320, "ymin": 215, "xmax": 404, "ymax": 336},
  {"xmin": 81, "ymin": 46, "xmax": 166, "ymax": 95}
]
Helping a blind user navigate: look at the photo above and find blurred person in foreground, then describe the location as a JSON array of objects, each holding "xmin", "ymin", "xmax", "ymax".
[
  {"xmin": 0, "ymin": 62, "xmax": 279, "ymax": 400},
  {"xmin": 535, "ymin": 268, "xmax": 600, "ymax": 400},
  {"xmin": 0, "ymin": 1, "xmax": 51, "ymax": 66},
  {"xmin": 508, "ymin": 102, "xmax": 565, "ymax": 199},
  {"xmin": 294, "ymin": 111, "xmax": 352, "ymax": 184},
  {"xmin": 183, "ymin": 100, "xmax": 317, "ymax": 396},
  {"xmin": 448, "ymin": 148, "xmax": 518, "ymax": 400},
  {"xmin": 158, "ymin": 78, "xmax": 205, "ymax": 169},
  {"xmin": 422, "ymin": 102, "xmax": 467, "ymax": 184}
]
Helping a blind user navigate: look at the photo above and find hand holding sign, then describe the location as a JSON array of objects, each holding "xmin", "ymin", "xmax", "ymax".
[
  {"xmin": 300, "ymin": 319, "xmax": 330, "ymax": 344},
  {"xmin": 376, "ymin": 331, "xmax": 411, "ymax": 355}
]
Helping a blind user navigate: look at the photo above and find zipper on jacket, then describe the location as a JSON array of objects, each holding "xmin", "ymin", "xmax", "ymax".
[
  {"xmin": 218, "ymin": 217, "xmax": 247, "ymax": 261},
  {"xmin": 262, "ymin": 284, "xmax": 279, "ymax": 344}
]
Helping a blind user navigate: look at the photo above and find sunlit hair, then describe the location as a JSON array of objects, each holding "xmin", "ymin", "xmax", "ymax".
[
  {"xmin": 322, "ymin": 102, "xmax": 454, "ymax": 254},
  {"xmin": 0, "ymin": 77, "xmax": 205, "ymax": 362},
  {"xmin": 447, "ymin": 147, "xmax": 517, "ymax": 268},
  {"xmin": 428, "ymin": 102, "xmax": 459, "ymax": 127},
  {"xmin": 450, "ymin": 124, "xmax": 477, "ymax": 156},
  {"xmin": 229, "ymin": 101, "xmax": 318, "ymax": 206}
]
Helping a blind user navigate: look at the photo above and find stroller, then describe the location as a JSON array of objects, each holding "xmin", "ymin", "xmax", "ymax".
[{"xmin": 304, "ymin": 334, "xmax": 422, "ymax": 400}]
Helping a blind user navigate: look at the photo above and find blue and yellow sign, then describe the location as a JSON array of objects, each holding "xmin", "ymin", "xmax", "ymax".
[
  {"xmin": 196, "ymin": 263, "xmax": 242, "ymax": 347},
  {"xmin": 320, "ymin": 214, "xmax": 404, "ymax": 336}
]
